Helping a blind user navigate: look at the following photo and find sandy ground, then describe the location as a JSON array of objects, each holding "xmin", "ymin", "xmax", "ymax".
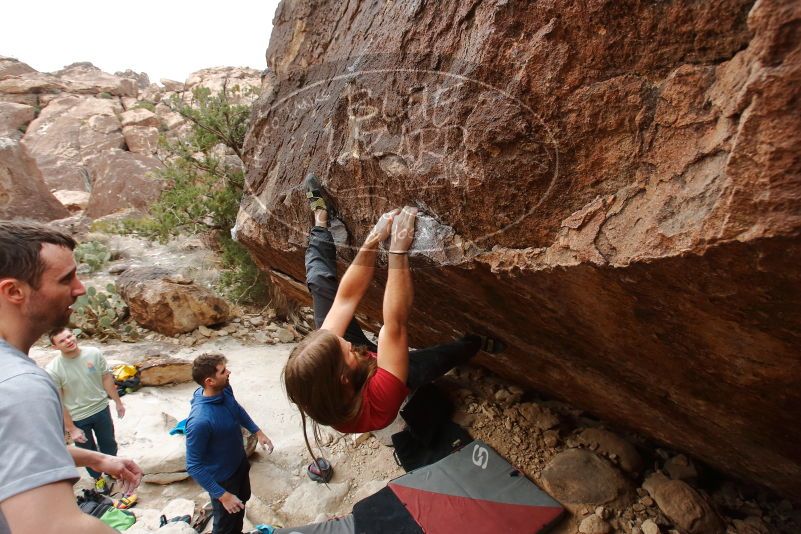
[{"xmin": 32, "ymin": 337, "xmax": 403, "ymax": 531}]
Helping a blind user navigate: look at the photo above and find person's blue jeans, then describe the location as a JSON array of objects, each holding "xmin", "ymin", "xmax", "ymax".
[
  {"xmin": 73, "ymin": 405, "xmax": 118, "ymax": 479},
  {"xmin": 305, "ymin": 226, "xmax": 481, "ymax": 390}
]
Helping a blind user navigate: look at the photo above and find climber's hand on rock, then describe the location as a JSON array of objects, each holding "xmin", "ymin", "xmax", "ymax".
[
  {"xmin": 366, "ymin": 208, "xmax": 399, "ymax": 246},
  {"xmin": 389, "ymin": 206, "xmax": 418, "ymax": 253}
]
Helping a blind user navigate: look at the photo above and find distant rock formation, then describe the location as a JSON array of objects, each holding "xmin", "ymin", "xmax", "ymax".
[
  {"xmin": 0, "ymin": 56, "xmax": 262, "ymax": 222},
  {"xmin": 237, "ymin": 0, "xmax": 801, "ymax": 500}
]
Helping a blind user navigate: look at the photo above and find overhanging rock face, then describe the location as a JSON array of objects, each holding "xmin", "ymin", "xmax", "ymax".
[{"xmin": 238, "ymin": 0, "xmax": 801, "ymax": 498}]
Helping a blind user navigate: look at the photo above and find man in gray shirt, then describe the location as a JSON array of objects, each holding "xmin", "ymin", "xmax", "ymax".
[{"xmin": 0, "ymin": 221, "xmax": 142, "ymax": 533}]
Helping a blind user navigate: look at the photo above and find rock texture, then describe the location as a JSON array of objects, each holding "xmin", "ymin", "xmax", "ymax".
[
  {"xmin": 135, "ymin": 355, "xmax": 193, "ymax": 386},
  {"xmin": 116, "ymin": 267, "xmax": 230, "ymax": 336},
  {"xmin": 238, "ymin": 0, "xmax": 801, "ymax": 500},
  {"xmin": 84, "ymin": 149, "xmax": 163, "ymax": 218},
  {"xmin": 0, "ymin": 136, "xmax": 70, "ymax": 221},
  {"xmin": 21, "ymin": 94, "xmax": 125, "ymax": 190}
]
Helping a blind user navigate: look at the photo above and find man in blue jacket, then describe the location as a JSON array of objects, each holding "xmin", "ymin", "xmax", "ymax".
[{"xmin": 186, "ymin": 353, "xmax": 273, "ymax": 534}]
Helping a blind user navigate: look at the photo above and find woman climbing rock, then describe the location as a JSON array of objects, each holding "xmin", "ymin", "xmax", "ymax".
[{"xmin": 283, "ymin": 174, "xmax": 505, "ymax": 466}]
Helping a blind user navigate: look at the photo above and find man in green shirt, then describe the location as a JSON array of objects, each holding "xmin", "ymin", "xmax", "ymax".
[{"xmin": 46, "ymin": 327, "xmax": 126, "ymax": 490}]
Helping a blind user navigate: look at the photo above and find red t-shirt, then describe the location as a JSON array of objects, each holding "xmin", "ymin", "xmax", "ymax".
[{"xmin": 334, "ymin": 352, "xmax": 409, "ymax": 434}]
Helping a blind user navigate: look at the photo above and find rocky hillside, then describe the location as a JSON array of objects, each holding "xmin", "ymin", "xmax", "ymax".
[
  {"xmin": 236, "ymin": 0, "xmax": 801, "ymax": 501},
  {"xmin": 0, "ymin": 58, "xmax": 262, "ymax": 221}
]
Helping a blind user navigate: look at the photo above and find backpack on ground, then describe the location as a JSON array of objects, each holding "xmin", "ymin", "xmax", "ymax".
[
  {"xmin": 113, "ymin": 364, "xmax": 142, "ymax": 396},
  {"xmin": 77, "ymin": 488, "xmax": 136, "ymax": 530}
]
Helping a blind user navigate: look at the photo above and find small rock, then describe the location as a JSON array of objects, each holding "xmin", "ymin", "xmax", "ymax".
[
  {"xmin": 276, "ymin": 327, "xmax": 295, "ymax": 343},
  {"xmin": 540, "ymin": 449, "xmax": 634, "ymax": 508},
  {"xmin": 664, "ymin": 454, "xmax": 698, "ymax": 482},
  {"xmin": 518, "ymin": 402, "xmax": 559, "ymax": 431},
  {"xmin": 353, "ymin": 432, "xmax": 372, "ymax": 446},
  {"xmin": 248, "ymin": 316, "xmax": 263, "ymax": 326},
  {"xmin": 643, "ymin": 473, "xmax": 723, "ymax": 534},
  {"xmin": 576, "ymin": 427, "xmax": 643, "ymax": 475},
  {"xmin": 595, "ymin": 506, "xmax": 607, "ymax": 519},
  {"xmin": 641, "ymin": 519, "xmax": 660, "ymax": 534},
  {"xmin": 579, "ymin": 514, "xmax": 611, "ymax": 534},
  {"xmin": 495, "ymin": 388, "xmax": 521, "ymax": 404},
  {"xmin": 633, "ymin": 503, "xmax": 645, "ymax": 512},
  {"xmin": 543, "ymin": 430, "xmax": 560, "ymax": 448},
  {"xmin": 108, "ymin": 263, "xmax": 130, "ymax": 275},
  {"xmin": 452, "ymin": 410, "xmax": 476, "ymax": 428}
]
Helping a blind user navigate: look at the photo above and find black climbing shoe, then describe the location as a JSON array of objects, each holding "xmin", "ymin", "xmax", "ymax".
[{"xmin": 304, "ymin": 173, "xmax": 328, "ymax": 213}]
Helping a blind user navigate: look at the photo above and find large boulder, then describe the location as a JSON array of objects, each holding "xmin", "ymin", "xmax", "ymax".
[
  {"xmin": 114, "ymin": 69, "xmax": 150, "ymax": 90},
  {"xmin": 119, "ymin": 108, "xmax": 160, "ymax": 128},
  {"xmin": 21, "ymin": 94, "xmax": 124, "ymax": 190},
  {"xmin": 0, "ymin": 136, "xmax": 70, "ymax": 221},
  {"xmin": 122, "ymin": 125, "xmax": 160, "ymax": 155},
  {"xmin": 116, "ymin": 267, "xmax": 230, "ymax": 336},
  {"xmin": 124, "ymin": 408, "xmax": 258, "ymax": 487},
  {"xmin": 0, "ymin": 56, "xmax": 36, "ymax": 79},
  {"xmin": 53, "ymin": 62, "xmax": 137, "ymax": 97},
  {"xmin": 0, "ymin": 102, "xmax": 35, "ymax": 135},
  {"xmin": 184, "ymin": 67, "xmax": 262, "ymax": 104},
  {"xmin": 0, "ymin": 71, "xmax": 66, "ymax": 95},
  {"xmin": 52, "ymin": 190, "xmax": 91, "ymax": 213},
  {"xmin": 135, "ymin": 356, "xmax": 193, "ymax": 386},
  {"xmin": 84, "ymin": 149, "xmax": 164, "ymax": 218},
  {"xmin": 237, "ymin": 0, "xmax": 801, "ymax": 499}
]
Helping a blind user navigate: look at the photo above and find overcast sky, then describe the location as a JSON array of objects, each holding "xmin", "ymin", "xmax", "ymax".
[{"xmin": 1, "ymin": 0, "xmax": 282, "ymax": 83}]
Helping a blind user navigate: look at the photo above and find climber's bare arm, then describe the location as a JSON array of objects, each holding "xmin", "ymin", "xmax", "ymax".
[
  {"xmin": 377, "ymin": 207, "xmax": 417, "ymax": 381},
  {"xmin": 321, "ymin": 210, "xmax": 399, "ymax": 337}
]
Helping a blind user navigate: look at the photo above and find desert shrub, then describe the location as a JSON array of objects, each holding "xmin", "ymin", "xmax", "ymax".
[
  {"xmin": 71, "ymin": 285, "xmax": 136, "ymax": 341},
  {"xmin": 98, "ymin": 92, "xmax": 113, "ymax": 99},
  {"xmin": 104, "ymin": 84, "xmax": 270, "ymax": 305},
  {"xmin": 134, "ymin": 100, "xmax": 156, "ymax": 112},
  {"xmin": 74, "ymin": 241, "xmax": 111, "ymax": 273}
]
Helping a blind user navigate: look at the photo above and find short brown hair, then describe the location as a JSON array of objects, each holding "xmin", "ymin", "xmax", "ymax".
[
  {"xmin": 192, "ymin": 353, "xmax": 226, "ymax": 386},
  {"xmin": 48, "ymin": 327, "xmax": 71, "ymax": 343},
  {"xmin": 0, "ymin": 220, "xmax": 76, "ymax": 289}
]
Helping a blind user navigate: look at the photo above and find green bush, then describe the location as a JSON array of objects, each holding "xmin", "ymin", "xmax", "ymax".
[
  {"xmin": 100, "ymin": 84, "xmax": 270, "ymax": 305},
  {"xmin": 90, "ymin": 216, "xmax": 161, "ymax": 237},
  {"xmin": 98, "ymin": 92, "xmax": 113, "ymax": 99},
  {"xmin": 71, "ymin": 285, "xmax": 136, "ymax": 341},
  {"xmin": 134, "ymin": 100, "xmax": 156, "ymax": 112},
  {"xmin": 74, "ymin": 241, "xmax": 111, "ymax": 273}
]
